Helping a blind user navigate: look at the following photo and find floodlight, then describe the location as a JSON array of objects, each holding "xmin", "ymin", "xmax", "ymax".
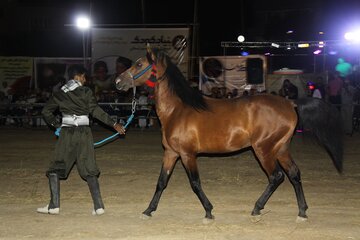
[
  {"xmin": 76, "ymin": 16, "xmax": 90, "ymax": 30},
  {"xmin": 344, "ymin": 30, "xmax": 360, "ymax": 42},
  {"xmin": 237, "ymin": 35, "xmax": 245, "ymax": 42},
  {"xmin": 271, "ymin": 43, "xmax": 280, "ymax": 48},
  {"xmin": 313, "ymin": 49, "xmax": 322, "ymax": 55},
  {"xmin": 298, "ymin": 43, "xmax": 309, "ymax": 48}
]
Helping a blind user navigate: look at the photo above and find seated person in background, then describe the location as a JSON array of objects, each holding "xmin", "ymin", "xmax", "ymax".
[
  {"xmin": 109, "ymin": 56, "xmax": 132, "ymax": 82},
  {"xmin": 279, "ymin": 79, "xmax": 298, "ymax": 100},
  {"xmin": 92, "ymin": 61, "xmax": 113, "ymax": 95}
]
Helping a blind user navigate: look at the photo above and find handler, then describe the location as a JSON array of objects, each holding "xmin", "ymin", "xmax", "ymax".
[{"xmin": 37, "ymin": 64, "xmax": 125, "ymax": 215}]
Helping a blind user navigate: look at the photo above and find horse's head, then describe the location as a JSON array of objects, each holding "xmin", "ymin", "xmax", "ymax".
[{"xmin": 116, "ymin": 45, "xmax": 160, "ymax": 91}]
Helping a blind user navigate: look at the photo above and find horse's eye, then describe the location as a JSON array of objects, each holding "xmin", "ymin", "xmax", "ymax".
[{"xmin": 136, "ymin": 62, "xmax": 142, "ymax": 68}]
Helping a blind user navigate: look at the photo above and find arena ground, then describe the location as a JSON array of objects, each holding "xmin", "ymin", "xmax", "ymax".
[{"xmin": 0, "ymin": 127, "xmax": 359, "ymax": 240}]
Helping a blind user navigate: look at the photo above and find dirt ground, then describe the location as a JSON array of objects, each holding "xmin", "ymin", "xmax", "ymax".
[{"xmin": 0, "ymin": 127, "xmax": 359, "ymax": 240}]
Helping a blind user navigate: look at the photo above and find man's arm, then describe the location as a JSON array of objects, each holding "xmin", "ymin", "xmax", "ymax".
[
  {"xmin": 41, "ymin": 96, "xmax": 61, "ymax": 128},
  {"xmin": 87, "ymin": 89, "xmax": 125, "ymax": 134}
]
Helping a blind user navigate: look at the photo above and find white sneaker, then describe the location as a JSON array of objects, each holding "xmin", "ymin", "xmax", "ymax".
[
  {"xmin": 92, "ymin": 208, "xmax": 105, "ymax": 216},
  {"xmin": 36, "ymin": 204, "xmax": 59, "ymax": 215}
]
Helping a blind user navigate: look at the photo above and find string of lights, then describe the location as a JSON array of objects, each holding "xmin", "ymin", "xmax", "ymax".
[{"xmin": 221, "ymin": 40, "xmax": 348, "ymax": 49}]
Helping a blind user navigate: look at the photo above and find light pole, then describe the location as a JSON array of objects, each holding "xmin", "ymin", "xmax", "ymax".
[{"xmin": 76, "ymin": 16, "xmax": 91, "ymax": 67}]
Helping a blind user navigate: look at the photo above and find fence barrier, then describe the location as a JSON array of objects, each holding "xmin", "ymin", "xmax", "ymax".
[{"xmin": 0, "ymin": 102, "xmax": 158, "ymax": 129}]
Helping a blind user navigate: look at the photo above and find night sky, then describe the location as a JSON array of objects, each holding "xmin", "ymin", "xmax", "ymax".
[{"xmin": 1, "ymin": 0, "xmax": 360, "ymax": 58}]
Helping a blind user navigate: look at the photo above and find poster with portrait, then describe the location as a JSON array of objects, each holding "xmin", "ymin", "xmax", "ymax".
[{"xmin": 199, "ymin": 55, "xmax": 266, "ymax": 97}]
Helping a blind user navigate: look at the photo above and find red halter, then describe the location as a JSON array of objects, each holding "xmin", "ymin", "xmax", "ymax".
[{"xmin": 145, "ymin": 64, "xmax": 157, "ymax": 88}]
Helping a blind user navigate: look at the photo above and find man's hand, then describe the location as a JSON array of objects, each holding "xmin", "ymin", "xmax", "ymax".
[{"xmin": 113, "ymin": 123, "xmax": 126, "ymax": 135}]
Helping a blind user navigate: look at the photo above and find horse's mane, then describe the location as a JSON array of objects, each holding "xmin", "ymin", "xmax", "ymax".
[{"xmin": 153, "ymin": 49, "xmax": 209, "ymax": 111}]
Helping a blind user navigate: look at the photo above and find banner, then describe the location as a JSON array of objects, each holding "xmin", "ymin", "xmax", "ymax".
[
  {"xmin": 91, "ymin": 28, "xmax": 190, "ymax": 78},
  {"xmin": 0, "ymin": 57, "xmax": 33, "ymax": 96}
]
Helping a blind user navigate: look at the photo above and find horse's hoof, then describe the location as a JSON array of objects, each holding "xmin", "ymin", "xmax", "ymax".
[
  {"xmin": 296, "ymin": 216, "xmax": 308, "ymax": 223},
  {"xmin": 202, "ymin": 217, "xmax": 215, "ymax": 225},
  {"xmin": 140, "ymin": 213, "xmax": 152, "ymax": 220},
  {"xmin": 250, "ymin": 214, "xmax": 262, "ymax": 223}
]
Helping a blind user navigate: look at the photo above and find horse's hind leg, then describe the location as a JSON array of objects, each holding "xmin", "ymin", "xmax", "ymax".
[
  {"xmin": 277, "ymin": 150, "xmax": 308, "ymax": 220},
  {"xmin": 181, "ymin": 154, "xmax": 214, "ymax": 219},
  {"xmin": 251, "ymin": 160, "xmax": 285, "ymax": 217},
  {"xmin": 142, "ymin": 150, "xmax": 178, "ymax": 218}
]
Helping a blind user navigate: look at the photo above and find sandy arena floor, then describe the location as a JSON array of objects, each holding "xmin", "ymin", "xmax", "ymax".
[{"xmin": 0, "ymin": 127, "xmax": 359, "ymax": 240}]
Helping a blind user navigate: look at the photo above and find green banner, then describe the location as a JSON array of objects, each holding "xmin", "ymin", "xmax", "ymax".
[{"xmin": 0, "ymin": 57, "xmax": 33, "ymax": 95}]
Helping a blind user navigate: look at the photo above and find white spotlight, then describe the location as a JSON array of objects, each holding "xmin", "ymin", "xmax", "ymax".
[
  {"xmin": 76, "ymin": 16, "xmax": 90, "ymax": 30},
  {"xmin": 344, "ymin": 30, "xmax": 360, "ymax": 42},
  {"xmin": 237, "ymin": 35, "xmax": 245, "ymax": 42}
]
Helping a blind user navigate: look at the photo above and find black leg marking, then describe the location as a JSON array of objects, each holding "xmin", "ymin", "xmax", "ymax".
[
  {"xmin": 181, "ymin": 158, "xmax": 214, "ymax": 219},
  {"xmin": 143, "ymin": 164, "xmax": 175, "ymax": 217},
  {"xmin": 287, "ymin": 163, "xmax": 308, "ymax": 218},
  {"xmin": 252, "ymin": 164, "xmax": 285, "ymax": 216}
]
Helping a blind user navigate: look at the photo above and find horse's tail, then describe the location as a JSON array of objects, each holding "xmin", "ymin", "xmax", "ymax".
[{"xmin": 295, "ymin": 97, "xmax": 343, "ymax": 173}]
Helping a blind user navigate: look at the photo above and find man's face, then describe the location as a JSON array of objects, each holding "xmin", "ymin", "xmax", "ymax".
[
  {"xmin": 76, "ymin": 73, "xmax": 86, "ymax": 85},
  {"xmin": 95, "ymin": 67, "xmax": 107, "ymax": 80}
]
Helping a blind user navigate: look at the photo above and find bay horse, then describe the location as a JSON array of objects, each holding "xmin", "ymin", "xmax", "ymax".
[{"xmin": 116, "ymin": 46, "xmax": 343, "ymax": 222}]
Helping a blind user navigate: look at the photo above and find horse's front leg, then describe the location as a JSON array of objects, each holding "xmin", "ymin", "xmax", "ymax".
[
  {"xmin": 181, "ymin": 154, "xmax": 214, "ymax": 220},
  {"xmin": 142, "ymin": 150, "xmax": 178, "ymax": 218}
]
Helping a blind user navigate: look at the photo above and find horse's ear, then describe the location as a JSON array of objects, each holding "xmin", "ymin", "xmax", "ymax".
[
  {"xmin": 146, "ymin": 43, "xmax": 151, "ymax": 54},
  {"xmin": 146, "ymin": 43, "xmax": 156, "ymax": 63}
]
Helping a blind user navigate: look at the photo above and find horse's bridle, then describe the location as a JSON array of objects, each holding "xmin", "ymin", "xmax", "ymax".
[
  {"xmin": 133, "ymin": 64, "xmax": 153, "ymax": 80},
  {"xmin": 128, "ymin": 63, "xmax": 157, "ymax": 88}
]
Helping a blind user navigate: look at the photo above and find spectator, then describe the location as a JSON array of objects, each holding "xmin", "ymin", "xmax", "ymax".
[
  {"xmin": 279, "ymin": 79, "xmax": 298, "ymax": 99},
  {"xmin": 110, "ymin": 56, "xmax": 132, "ymax": 82},
  {"xmin": 335, "ymin": 58, "xmax": 352, "ymax": 79},
  {"xmin": 327, "ymin": 72, "xmax": 343, "ymax": 109},
  {"xmin": 307, "ymin": 82, "xmax": 324, "ymax": 99},
  {"xmin": 312, "ymin": 85, "xmax": 323, "ymax": 99},
  {"xmin": 92, "ymin": 61, "xmax": 113, "ymax": 95}
]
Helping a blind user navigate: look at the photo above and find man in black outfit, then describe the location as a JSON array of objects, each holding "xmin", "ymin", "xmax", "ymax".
[{"xmin": 37, "ymin": 65, "xmax": 125, "ymax": 215}]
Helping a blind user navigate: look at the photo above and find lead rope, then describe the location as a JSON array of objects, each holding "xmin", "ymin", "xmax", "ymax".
[{"xmin": 93, "ymin": 80, "xmax": 137, "ymax": 147}]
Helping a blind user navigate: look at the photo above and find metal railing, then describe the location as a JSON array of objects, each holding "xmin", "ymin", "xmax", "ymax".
[{"xmin": 0, "ymin": 102, "xmax": 158, "ymax": 129}]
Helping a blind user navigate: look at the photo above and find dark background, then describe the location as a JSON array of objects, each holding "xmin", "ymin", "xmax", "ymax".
[{"xmin": 1, "ymin": 0, "xmax": 360, "ymax": 72}]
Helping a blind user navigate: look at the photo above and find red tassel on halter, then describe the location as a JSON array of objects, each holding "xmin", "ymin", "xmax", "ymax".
[
  {"xmin": 145, "ymin": 64, "xmax": 157, "ymax": 88},
  {"xmin": 145, "ymin": 79, "xmax": 156, "ymax": 88}
]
